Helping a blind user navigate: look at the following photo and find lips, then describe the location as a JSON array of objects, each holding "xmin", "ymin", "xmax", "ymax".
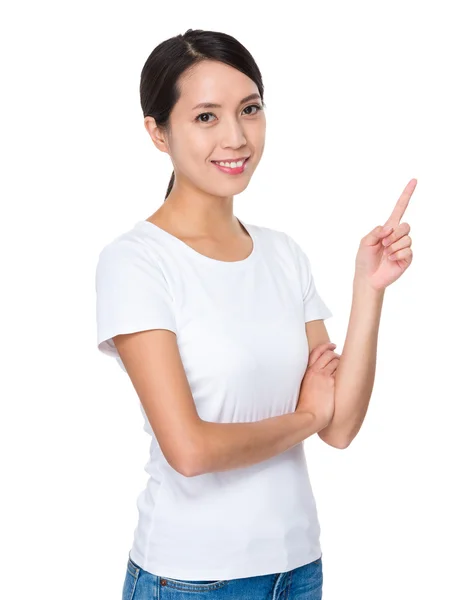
[{"xmin": 211, "ymin": 156, "xmax": 250, "ymax": 174}]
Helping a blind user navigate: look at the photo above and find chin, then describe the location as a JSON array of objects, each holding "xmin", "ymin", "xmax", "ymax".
[{"xmin": 217, "ymin": 179, "xmax": 251, "ymax": 196}]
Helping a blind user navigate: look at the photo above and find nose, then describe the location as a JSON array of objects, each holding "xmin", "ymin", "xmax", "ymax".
[{"xmin": 219, "ymin": 116, "xmax": 247, "ymax": 150}]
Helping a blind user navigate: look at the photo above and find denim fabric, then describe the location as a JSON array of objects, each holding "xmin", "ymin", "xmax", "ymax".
[{"xmin": 122, "ymin": 551, "xmax": 323, "ymax": 599}]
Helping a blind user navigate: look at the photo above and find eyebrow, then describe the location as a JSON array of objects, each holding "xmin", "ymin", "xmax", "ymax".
[{"xmin": 191, "ymin": 93, "xmax": 262, "ymax": 111}]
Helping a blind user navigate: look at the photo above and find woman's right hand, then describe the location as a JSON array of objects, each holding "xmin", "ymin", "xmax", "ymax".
[{"xmin": 295, "ymin": 342, "xmax": 340, "ymax": 432}]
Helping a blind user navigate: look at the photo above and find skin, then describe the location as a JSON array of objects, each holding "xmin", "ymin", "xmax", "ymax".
[{"xmin": 143, "ymin": 59, "xmax": 266, "ymax": 257}]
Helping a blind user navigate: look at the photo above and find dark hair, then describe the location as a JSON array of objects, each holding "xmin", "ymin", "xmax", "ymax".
[{"xmin": 139, "ymin": 29, "xmax": 265, "ymax": 200}]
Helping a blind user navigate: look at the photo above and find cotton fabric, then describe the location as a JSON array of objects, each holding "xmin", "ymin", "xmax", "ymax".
[{"xmin": 95, "ymin": 218, "xmax": 332, "ymax": 581}]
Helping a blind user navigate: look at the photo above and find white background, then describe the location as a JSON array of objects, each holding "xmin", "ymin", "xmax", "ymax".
[{"xmin": 1, "ymin": 1, "xmax": 465, "ymax": 598}]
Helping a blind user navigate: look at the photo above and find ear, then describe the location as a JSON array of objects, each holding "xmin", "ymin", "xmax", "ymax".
[{"xmin": 144, "ymin": 116, "xmax": 170, "ymax": 154}]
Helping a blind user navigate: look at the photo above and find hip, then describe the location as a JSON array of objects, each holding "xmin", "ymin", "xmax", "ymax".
[{"xmin": 122, "ymin": 552, "xmax": 323, "ymax": 600}]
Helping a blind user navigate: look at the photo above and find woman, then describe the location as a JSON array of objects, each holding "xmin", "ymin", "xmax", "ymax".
[{"xmin": 95, "ymin": 28, "xmax": 416, "ymax": 600}]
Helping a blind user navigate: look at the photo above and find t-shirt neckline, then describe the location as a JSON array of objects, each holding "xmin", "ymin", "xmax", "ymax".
[{"xmin": 134, "ymin": 217, "xmax": 259, "ymax": 267}]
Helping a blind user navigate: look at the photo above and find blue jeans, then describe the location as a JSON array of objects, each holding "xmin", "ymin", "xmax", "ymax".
[{"xmin": 123, "ymin": 552, "xmax": 323, "ymax": 599}]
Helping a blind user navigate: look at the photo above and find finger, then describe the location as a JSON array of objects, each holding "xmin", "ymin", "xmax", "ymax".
[
  {"xmin": 384, "ymin": 235, "xmax": 412, "ymax": 255},
  {"xmin": 363, "ymin": 224, "xmax": 394, "ymax": 247},
  {"xmin": 384, "ymin": 178, "xmax": 417, "ymax": 228},
  {"xmin": 382, "ymin": 222, "xmax": 411, "ymax": 247},
  {"xmin": 313, "ymin": 349, "xmax": 340, "ymax": 370},
  {"xmin": 386, "ymin": 248, "xmax": 413, "ymax": 262},
  {"xmin": 309, "ymin": 342, "xmax": 336, "ymax": 366},
  {"xmin": 324, "ymin": 357, "xmax": 340, "ymax": 375},
  {"xmin": 313, "ymin": 345, "xmax": 337, "ymax": 362},
  {"xmin": 330, "ymin": 357, "xmax": 340, "ymax": 374}
]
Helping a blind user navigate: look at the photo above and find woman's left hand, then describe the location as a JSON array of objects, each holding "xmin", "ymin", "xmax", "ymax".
[{"xmin": 355, "ymin": 178, "xmax": 417, "ymax": 291}]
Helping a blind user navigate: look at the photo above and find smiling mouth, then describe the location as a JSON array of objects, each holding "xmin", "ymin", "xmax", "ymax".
[{"xmin": 211, "ymin": 157, "xmax": 250, "ymax": 174}]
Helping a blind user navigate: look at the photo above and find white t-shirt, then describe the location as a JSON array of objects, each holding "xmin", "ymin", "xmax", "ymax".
[{"xmin": 95, "ymin": 218, "xmax": 333, "ymax": 581}]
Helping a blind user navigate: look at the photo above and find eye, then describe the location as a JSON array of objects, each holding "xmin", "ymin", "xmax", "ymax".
[
  {"xmin": 195, "ymin": 104, "xmax": 264, "ymax": 124},
  {"xmin": 195, "ymin": 112, "xmax": 216, "ymax": 124},
  {"xmin": 243, "ymin": 104, "xmax": 263, "ymax": 116}
]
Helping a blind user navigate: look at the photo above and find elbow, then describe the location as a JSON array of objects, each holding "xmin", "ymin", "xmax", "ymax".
[
  {"xmin": 326, "ymin": 438, "xmax": 350, "ymax": 450},
  {"xmin": 170, "ymin": 443, "xmax": 205, "ymax": 478},
  {"xmin": 181, "ymin": 427, "xmax": 206, "ymax": 477},
  {"xmin": 178, "ymin": 453, "xmax": 204, "ymax": 477},
  {"xmin": 318, "ymin": 430, "xmax": 351, "ymax": 450},
  {"xmin": 163, "ymin": 421, "xmax": 205, "ymax": 477},
  {"xmin": 334, "ymin": 439, "xmax": 351, "ymax": 450},
  {"xmin": 330, "ymin": 434, "xmax": 352, "ymax": 449},
  {"xmin": 168, "ymin": 454, "xmax": 197, "ymax": 478}
]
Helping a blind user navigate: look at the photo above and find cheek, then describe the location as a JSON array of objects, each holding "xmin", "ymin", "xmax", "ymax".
[
  {"xmin": 249, "ymin": 121, "xmax": 266, "ymax": 152},
  {"xmin": 171, "ymin": 135, "xmax": 211, "ymax": 169},
  {"xmin": 184, "ymin": 130, "xmax": 213, "ymax": 162}
]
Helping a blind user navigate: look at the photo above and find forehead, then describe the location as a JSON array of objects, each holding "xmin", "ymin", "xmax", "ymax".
[{"xmin": 177, "ymin": 60, "xmax": 259, "ymax": 107}]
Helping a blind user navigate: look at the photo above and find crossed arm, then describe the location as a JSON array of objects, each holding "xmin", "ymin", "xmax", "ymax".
[{"xmin": 305, "ymin": 280, "xmax": 385, "ymax": 449}]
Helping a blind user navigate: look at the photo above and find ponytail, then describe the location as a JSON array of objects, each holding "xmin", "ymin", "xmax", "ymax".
[{"xmin": 165, "ymin": 170, "xmax": 175, "ymax": 200}]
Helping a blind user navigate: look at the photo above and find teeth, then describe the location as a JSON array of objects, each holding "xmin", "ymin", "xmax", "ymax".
[{"xmin": 215, "ymin": 159, "xmax": 245, "ymax": 168}]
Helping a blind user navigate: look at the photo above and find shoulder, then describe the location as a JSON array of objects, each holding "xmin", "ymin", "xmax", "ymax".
[
  {"xmin": 248, "ymin": 221, "xmax": 307, "ymax": 262},
  {"xmin": 94, "ymin": 225, "xmax": 174, "ymax": 298},
  {"xmin": 247, "ymin": 221, "xmax": 295, "ymax": 252},
  {"xmin": 96, "ymin": 223, "xmax": 162, "ymax": 271}
]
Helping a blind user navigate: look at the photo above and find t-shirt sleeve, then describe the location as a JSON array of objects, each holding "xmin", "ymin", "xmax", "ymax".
[
  {"xmin": 286, "ymin": 234, "xmax": 333, "ymax": 322},
  {"xmin": 95, "ymin": 238, "xmax": 177, "ymax": 358}
]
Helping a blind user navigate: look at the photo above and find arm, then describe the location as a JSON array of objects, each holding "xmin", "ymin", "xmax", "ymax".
[
  {"xmin": 321, "ymin": 179, "xmax": 417, "ymax": 447},
  {"xmin": 304, "ymin": 319, "xmax": 343, "ymax": 449},
  {"xmin": 195, "ymin": 411, "xmax": 320, "ymax": 476},
  {"xmin": 318, "ymin": 276, "xmax": 385, "ymax": 449},
  {"xmin": 309, "ymin": 181, "xmax": 416, "ymax": 448},
  {"xmin": 114, "ymin": 328, "xmax": 325, "ymax": 478}
]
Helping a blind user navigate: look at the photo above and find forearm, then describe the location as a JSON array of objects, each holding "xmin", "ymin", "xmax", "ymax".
[
  {"xmin": 321, "ymin": 276, "xmax": 385, "ymax": 447},
  {"xmin": 193, "ymin": 411, "xmax": 319, "ymax": 476}
]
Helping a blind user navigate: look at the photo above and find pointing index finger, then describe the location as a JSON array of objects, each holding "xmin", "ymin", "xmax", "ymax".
[{"xmin": 384, "ymin": 178, "xmax": 417, "ymax": 227}]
